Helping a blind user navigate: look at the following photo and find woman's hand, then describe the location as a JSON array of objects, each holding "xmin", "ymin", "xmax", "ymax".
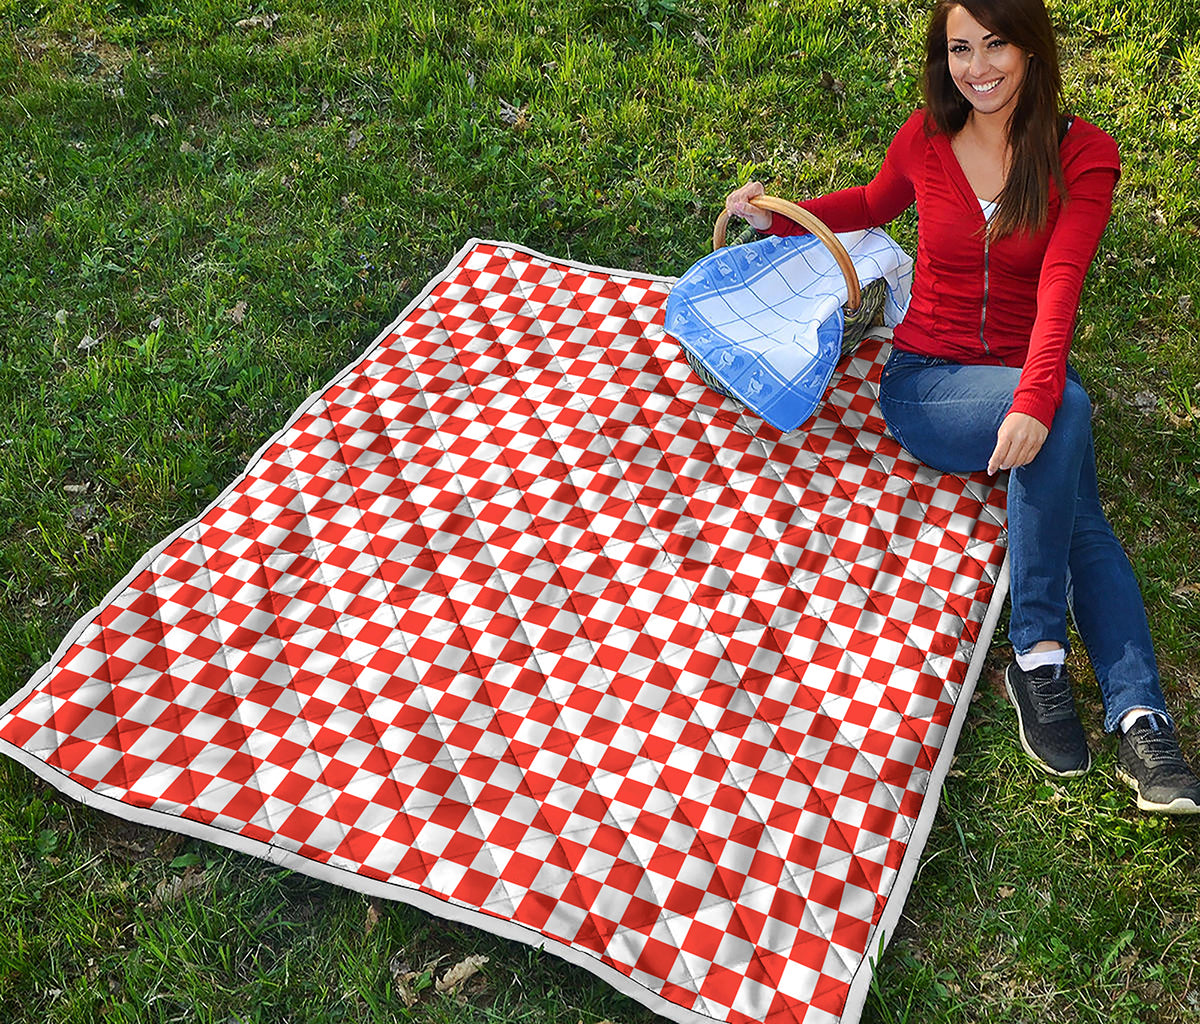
[
  {"xmin": 987, "ymin": 412, "xmax": 1049, "ymax": 475},
  {"xmin": 725, "ymin": 181, "xmax": 773, "ymax": 232}
]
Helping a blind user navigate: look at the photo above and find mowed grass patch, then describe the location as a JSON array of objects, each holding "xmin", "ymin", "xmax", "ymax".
[{"xmin": 1, "ymin": 0, "xmax": 1199, "ymax": 1022}]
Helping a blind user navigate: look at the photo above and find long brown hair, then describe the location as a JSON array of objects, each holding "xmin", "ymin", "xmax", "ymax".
[{"xmin": 923, "ymin": 0, "xmax": 1068, "ymax": 238}]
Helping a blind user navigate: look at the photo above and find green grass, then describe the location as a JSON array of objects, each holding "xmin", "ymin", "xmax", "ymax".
[{"xmin": 2, "ymin": 0, "xmax": 1200, "ymax": 1021}]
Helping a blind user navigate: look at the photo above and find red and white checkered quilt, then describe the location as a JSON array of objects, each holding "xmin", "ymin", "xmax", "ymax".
[{"xmin": 0, "ymin": 241, "xmax": 1008, "ymax": 1024}]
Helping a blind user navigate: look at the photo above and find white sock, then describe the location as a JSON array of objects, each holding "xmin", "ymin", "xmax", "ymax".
[
  {"xmin": 1120, "ymin": 710, "xmax": 1164, "ymax": 733},
  {"xmin": 1016, "ymin": 648, "xmax": 1066, "ymax": 672}
]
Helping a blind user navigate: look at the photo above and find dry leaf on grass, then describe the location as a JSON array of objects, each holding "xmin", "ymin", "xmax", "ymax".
[
  {"xmin": 151, "ymin": 867, "xmax": 208, "ymax": 908},
  {"xmin": 1165, "ymin": 406, "xmax": 1199, "ymax": 428},
  {"xmin": 388, "ymin": 954, "xmax": 427, "ymax": 1008},
  {"xmin": 498, "ymin": 98, "xmax": 528, "ymax": 128},
  {"xmin": 227, "ymin": 301, "xmax": 248, "ymax": 324},
  {"xmin": 236, "ymin": 12, "xmax": 279, "ymax": 30},
  {"xmin": 150, "ymin": 113, "xmax": 168, "ymax": 128},
  {"xmin": 364, "ymin": 898, "xmax": 382, "ymax": 935},
  {"xmin": 436, "ymin": 953, "xmax": 488, "ymax": 994},
  {"xmin": 1132, "ymin": 390, "xmax": 1157, "ymax": 413},
  {"xmin": 393, "ymin": 976, "xmax": 420, "ymax": 1008},
  {"xmin": 105, "ymin": 838, "xmax": 151, "ymax": 862},
  {"xmin": 818, "ymin": 71, "xmax": 845, "ymax": 95},
  {"xmin": 78, "ymin": 333, "xmax": 100, "ymax": 351}
]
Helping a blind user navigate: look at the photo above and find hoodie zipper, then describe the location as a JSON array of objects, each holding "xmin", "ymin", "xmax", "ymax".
[{"xmin": 979, "ymin": 227, "xmax": 992, "ymax": 357}]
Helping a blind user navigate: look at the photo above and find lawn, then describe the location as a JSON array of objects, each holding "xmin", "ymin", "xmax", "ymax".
[{"xmin": 1, "ymin": 0, "xmax": 1199, "ymax": 1021}]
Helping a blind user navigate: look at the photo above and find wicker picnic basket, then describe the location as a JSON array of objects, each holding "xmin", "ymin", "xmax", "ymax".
[{"xmin": 680, "ymin": 195, "xmax": 888, "ymax": 401}]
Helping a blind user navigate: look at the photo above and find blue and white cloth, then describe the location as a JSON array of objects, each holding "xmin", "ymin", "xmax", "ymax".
[{"xmin": 666, "ymin": 229, "xmax": 914, "ymax": 432}]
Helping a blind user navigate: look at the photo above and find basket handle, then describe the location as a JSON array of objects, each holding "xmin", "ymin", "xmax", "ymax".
[{"xmin": 713, "ymin": 195, "xmax": 862, "ymax": 312}]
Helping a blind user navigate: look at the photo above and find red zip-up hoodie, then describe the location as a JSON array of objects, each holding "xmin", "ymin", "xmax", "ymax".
[{"xmin": 765, "ymin": 109, "xmax": 1120, "ymax": 428}]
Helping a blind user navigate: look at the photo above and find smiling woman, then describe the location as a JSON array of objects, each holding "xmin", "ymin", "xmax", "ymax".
[
  {"xmin": 924, "ymin": 0, "xmax": 1065, "ymax": 238},
  {"xmin": 725, "ymin": 0, "xmax": 1200, "ymax": 814}
]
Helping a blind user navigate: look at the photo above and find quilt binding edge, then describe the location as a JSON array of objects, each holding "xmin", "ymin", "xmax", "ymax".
[
  {"xmin": 841, "ymin": 553, "xmax": 1009, "ymax": 1022},
  {"xmin": 0, "ymin": 237, "xmax": 1010, "ymax": 1024}
]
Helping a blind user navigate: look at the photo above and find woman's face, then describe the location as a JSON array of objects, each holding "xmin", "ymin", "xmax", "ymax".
[{"xmin": 945, "ymin": 5, "xmax": 1030, "ymax": 120}]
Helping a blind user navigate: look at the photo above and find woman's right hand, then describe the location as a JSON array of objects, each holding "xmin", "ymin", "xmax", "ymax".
[{"xmin": 725, "ymin": 181, "xmax": 773, "ymax": 232}]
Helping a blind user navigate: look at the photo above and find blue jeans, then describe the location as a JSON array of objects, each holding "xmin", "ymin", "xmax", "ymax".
[{"xmin": 878, "ymin": 348, "xmax": 1168, "ymax": 732}]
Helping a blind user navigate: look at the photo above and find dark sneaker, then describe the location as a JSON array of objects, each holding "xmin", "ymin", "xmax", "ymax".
[
  {"xmin": 1116, "ymin": 716, "xmax": 1200, "ymax": 815},
  {"xmin": 1004, "ymin": 662, "xmax": 1092, "ymax": 777}
]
